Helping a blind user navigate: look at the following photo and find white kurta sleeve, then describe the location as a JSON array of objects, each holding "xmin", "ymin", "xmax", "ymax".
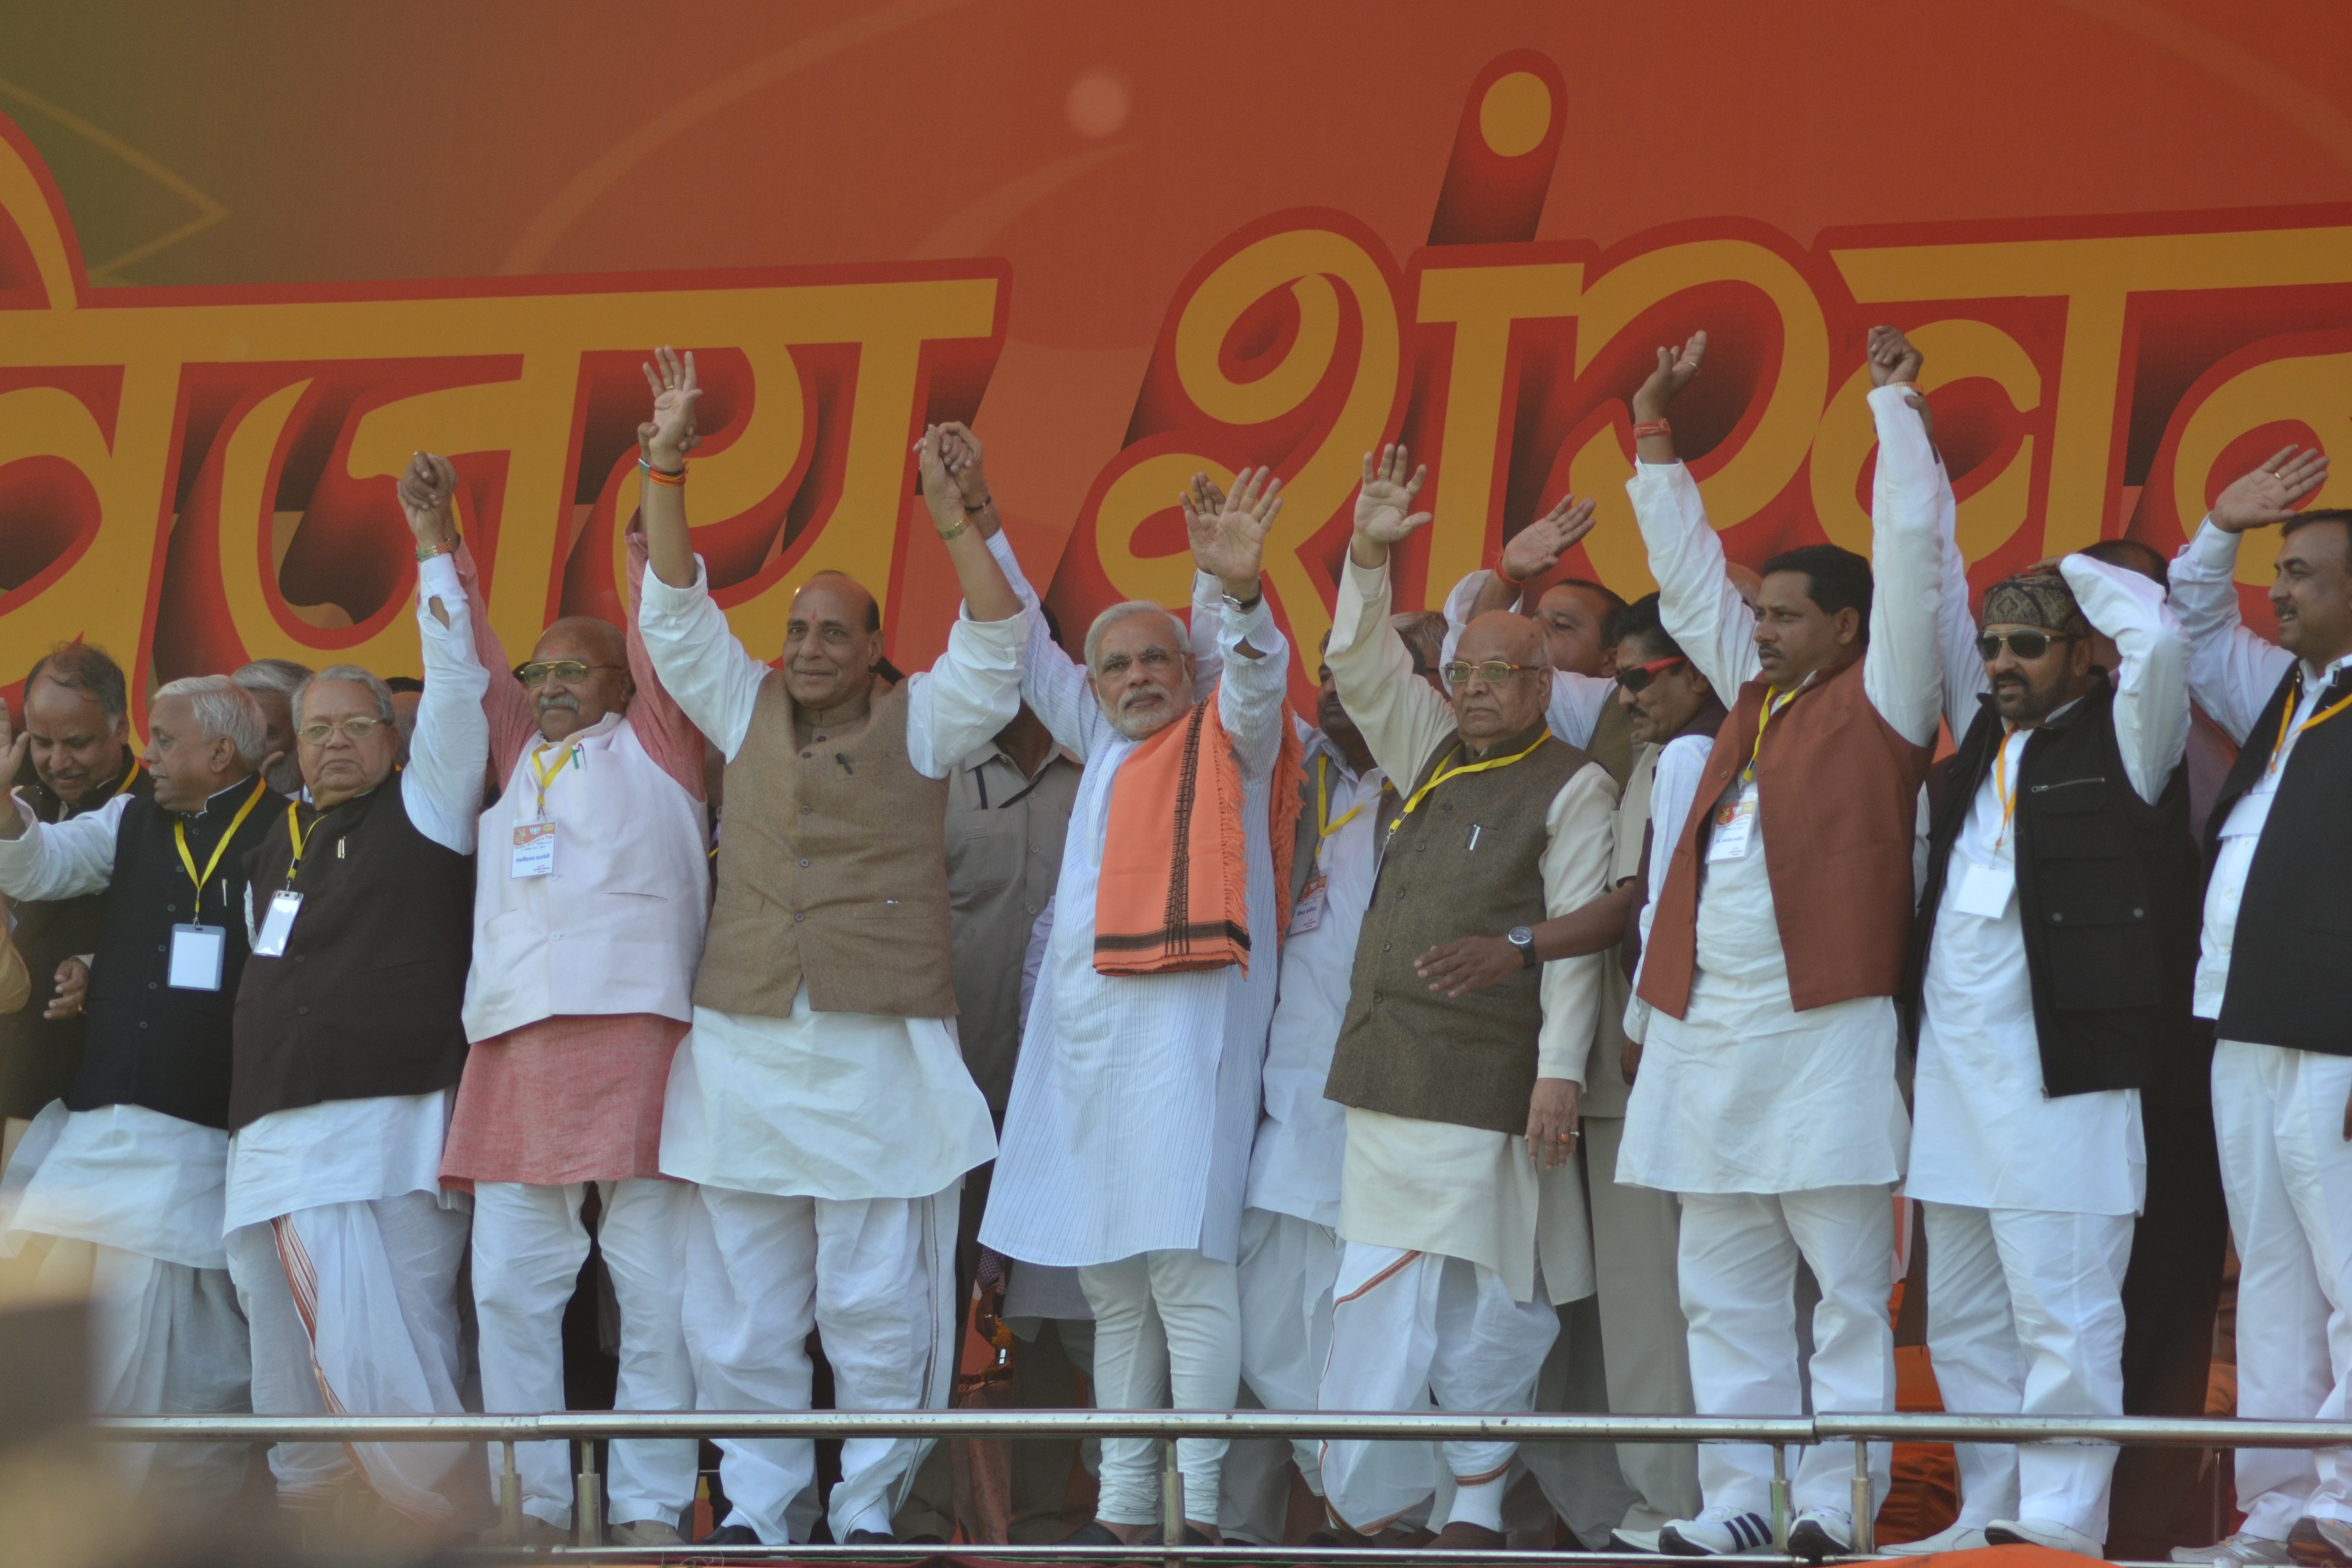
[
  {"xmin": 1211, "ymin": 593, "xmax": 1290, "ymax": 779},
  {"xmin": 1537, "ymin": 764, "xmax": 1618, "ymax": 1085},
  {"xmin": 1626, "ymin": 461, "xmax": 1759, "ymax": 698},
  {"xmin": 0, "ymin": 791, "xmax": 129, "ymax": 900},
  {"xmin": 1325, "ymin": 553, "xmax": 1460, "ymax": 789},
  {"xmin": 985, "ymin": 531, "xmax": 1114, "ymax": 762},
  {"xmin": 1188, "ymin": 568, "xmax": 1226, "ymax": 696},
  {"xmin": 1439, "ymin": 568, "xmax": 1503, "ymax": 665},
  {"xmin": 1933, "ymin": 477, "xmax": 1988, "ymax": 741},
  {"xmin": 1861, "ymin": 384, "xmax": 1947, "ymax": 749},
  {"xmin": 635, "ymin": 556, "xmax": 773, "ymax": 763},
  {"xmin": 905, "ymin": 608, "xmax": 1027, "ymax": 779},
  {"xmin": 2061, "ymin": 553, "xmax": 2192, "ymax": 805},
  {"xmin": 400, "ymin": 552, "xmax": 493, "ymax": 854},
  {"xmin": 2168, "ymin": 521, "xmax": 2294, "ymax": 746}
]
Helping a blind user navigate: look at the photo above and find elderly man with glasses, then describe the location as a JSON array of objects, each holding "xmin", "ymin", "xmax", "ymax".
[
  {"xmin": 419, "ymin": 464, "xmax": 713, "ymax": 1549},
  {"xmin": 219, "ymin": 452, "xmax": 493, "ymax": 1544},
  {"xmin": 1307, "ymin": 445, "xmax": 1616, "ymax": 1552}
]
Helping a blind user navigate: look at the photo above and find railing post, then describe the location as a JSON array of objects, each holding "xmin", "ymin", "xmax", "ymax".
[
  {"xmin": 1770, "ymin": 1441, "xmax": 1791, "ymax": 1551},
  {"xmin": 1851, "ymin": 1437, "xmax": 1873, "ymax": 1555},
  {"xmin": 575, "ymin": 1436, "xmax": 603, "ymax": 1548},
  {"xmin": 500, "ymin": 1438, "xmax": 522, "ymax": 1540},
  {"xmin": 1161, "ymin": 1435, "xmax": 1185, "ymax": 1552}
]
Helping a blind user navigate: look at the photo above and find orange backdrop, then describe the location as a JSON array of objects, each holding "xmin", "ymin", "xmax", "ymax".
[{"xmin": 2, "ymin": 1, "xmax": 2349, "ymax": 713}]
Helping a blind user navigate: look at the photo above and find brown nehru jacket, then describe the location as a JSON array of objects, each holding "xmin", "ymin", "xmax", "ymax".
[{"xmin": 694, "ymin": 673, "xmax": 959, "ymax": 1020}]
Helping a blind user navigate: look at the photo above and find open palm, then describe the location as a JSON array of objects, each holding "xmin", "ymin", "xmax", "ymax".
[
  {"xmin": 1355, "ymin": 443, "xmax": 1431, "ymax": 545},
  {"xmin": 1189, "ymin": 465, "xmax": 1282, "ymax": 592}
]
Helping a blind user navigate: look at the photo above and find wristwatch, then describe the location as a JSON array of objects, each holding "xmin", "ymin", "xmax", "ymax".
[
  {"xmin": 1222, "ymin": 585, "xmax": 1263, "ymax": 613},
  {"xmin": 1506, "ymin": 926, "xmax": 1537, "ymax": 970}
]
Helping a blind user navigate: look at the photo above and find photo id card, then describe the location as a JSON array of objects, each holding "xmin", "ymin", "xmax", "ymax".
[
  {"xmin": 1952, "ymin": 860, "xmax": 2017, "ymax": 920},
  {"xmin": 1288, "ymin": 874, "xmax": 1328, "ymax": 936},
  {"xmin": 168, "ymin": 923, "xmax": 227, "ymax": 991},
  {"xmin": 253, "ymin": 891, "xmax": 303, "ymax": 958},
  {"xmin": 511, "ymin": 821, "xmax": 557, "ymax": 878},
  {"xmin": 1706, "ymin": 792, "xmax": 1758, "ymax": 863}
]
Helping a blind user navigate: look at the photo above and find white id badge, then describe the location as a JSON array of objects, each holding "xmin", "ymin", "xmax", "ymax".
[
  {"xmin": 168, "ymin": 924, "xmax": 227, "ymax": 991},
  {"xmin": 1289, "ymin": 874, "xmax": 1328, "ymax": 936},
  {"xmin": 253, "ymin": 890, "xmax": 303, "ymax": 958},
  {"xmin": 1952, "ymin": 860, "xmax": 2017, "ymax": 919},
  {"xmin": 1706, "ymin": 792, "xmax": 1757, "ymax": 863},
  {"xmin": 511, "ymin": 821, "xmax": 557, "ymax": 878}
]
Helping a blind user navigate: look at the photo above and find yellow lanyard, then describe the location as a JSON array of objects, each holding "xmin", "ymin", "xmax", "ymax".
[
  {"xmin": 1738, "ymin": 686, "xmax": 1801, "ymax": 785},
  {"xmin": 1387, "ymin": 731, "xmax": 1548, "ymax": 834},
  {"xmin": 115, "ymin": 757, "xmax": 141, "ymax": 794},
  {"xmin": 1991, "ymin": 725, "xmax": 2022, "ymax": 847},
  {"xmin": 2269, "ymin": 681, "xmax": 2352, "ymax": 774},
  {"xmin": 282, "ymin": 802, "xmax": 313, "ymax": 885},
  {"xmin": 1316, "ymin": 755, "xmax": 1366, "ymax": 840},
  {"xmin": 173, "ymin": 776, "xmax": 267, "ymax": 911},
  {"xmin": 528, "ymin": 741, "xmax": 581, "ymax": 815}
]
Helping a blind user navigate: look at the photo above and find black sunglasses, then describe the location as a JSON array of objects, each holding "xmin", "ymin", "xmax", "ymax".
[
  {"xmin": 1614, "ymin": 654, "xmax": 1688, "ymax": 693},
  {"xmin": 1976, "ymin": 630, "xmax": 2075, "ymax": 662}
]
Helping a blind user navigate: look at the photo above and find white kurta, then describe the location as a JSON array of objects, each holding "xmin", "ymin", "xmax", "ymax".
[
  {"xmin": 1908, "ymin": 557, "xmax": 2186, "ymax": 1216},
  {"xmin": 978, "ymin": 533, "xmax": 1288, "ymax": 1269},
  {"xmin": 1616, "ymin": 385, "xmax": 1942, "ymax": 1197},
  {"xmin": 1322, "ymin": 550, "xmax": 1613, "ymax": 1306},
  {"xmin": 636, "ymin": 555, "xmax": 1021, "ymax": 1202},
  {"xmin": 1244, "ymin": 733, "xmax": 1385, "ymax": 1230},
  {"xmin": 3, "ymin": 1101, "xmax": 230, "ymax": 1268}
]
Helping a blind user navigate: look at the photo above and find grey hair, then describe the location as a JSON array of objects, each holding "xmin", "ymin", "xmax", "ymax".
[
  {"xmin": 295, "ymin": 665, "xmax": 398, "ymax": 728},
  {"xmin": 231, "ymin": 657, "xmax": 313, "ymax": 697},
  {"xmin": 151, "ymin": 676, "xmax": 268, "ymax": 769},
  {"xmin": 1083, "ymin": 601, "xmax": 1188, "ymax": 673}
]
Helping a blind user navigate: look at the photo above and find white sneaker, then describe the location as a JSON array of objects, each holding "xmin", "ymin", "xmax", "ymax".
[
  {"xmin": 1788, "ymin": 1507, "xmax": 1854, "ymax": 1563},
  {"xmin": 2171, "ymin": 1531, "xmax": 2295, "ymax": 1566},
  {"xmin": 1660, "ymin": 1507, "xmax": 1776, "ymax": 1556},
  {"xmin": 1987, "ymin": 1517, "xmax": 2103, "ymax": 1557},
  {"xmin": 1879, "ymin": 1523, "xmax": 1990, "ymax": 1556}
]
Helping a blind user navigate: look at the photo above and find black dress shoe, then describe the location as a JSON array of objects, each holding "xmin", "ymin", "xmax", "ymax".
[
  {"xmin": 699, "ymin": 1522, "xmax": 763, "ymax": 1545},
  {"xmin": 846, "ymin": 1530, "xmax": 898, "ymax": 1546}
]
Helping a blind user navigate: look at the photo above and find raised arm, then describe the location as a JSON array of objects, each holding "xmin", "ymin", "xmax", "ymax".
[
  {"xmin": 1441, "ymin": 493, "xmax": 1599, "ymax": 660},
  {"xmin": 2168, "ymin": 447, "xmax": 2329, "ymax": 743},
  {"xmin": 2061, "ymin": 553, "xmax": 2190, "ymax": 804},
  {"xmin": 638, "ymin": 346, "xmax": 705, "ymax": 591},
  {"xmin": 449, "ymin": 537, "xmax": 535, "ymax": 775},
  {"xmin": 1859, "ymin": 329, "xmax": 1947, "ymax": 749},
  {"xmin": 0, "ymin": 788, "xmax": 127, "ymax": 899},
  {"xmin": 903, "ymin": 430, "xmax": 1027, "ymax": 778},
  {"xmin": 393, "ymin": 453, "xmax": 493, "ymax": 852},
  {"xmin": 620, "ymin": 520, "xmax": 709, "ymax": 801},
  {"xmin": 1333, "ymin": 445, "xmax": 1460, "ymax": 785},
  {"xmin": 1185, "ymin": 465, "xmax": 1292, "ymax": 775},
  {"xmin": 1624, "ymin": 332, "xmax": 1760, "ymax": 697}
]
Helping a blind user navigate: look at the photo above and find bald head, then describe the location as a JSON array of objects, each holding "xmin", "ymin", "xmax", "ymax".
[
  {"xmin": 1449, "ymin": 610, "xmax": 1550, "ymax": 751},
  {"xmin": 529, "ymin": 614, "xmax": 634, "ymax": 742}
]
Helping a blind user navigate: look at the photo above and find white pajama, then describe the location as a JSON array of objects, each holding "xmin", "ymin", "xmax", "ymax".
[
  {"xmin": 1921, "ymin": 1202, "xmax": 2132, "ymax": 1538},
  {"xmin": 683, "ymin": 1182, "xmax": 958, "ymax": 1545},
  {"xmin": 225, "ymin": 1191, "xmax": 482, "ymax": 1530},
  {"xmin": 1319, "ymin": 1242, "xmax": 1560, "ymax": 1534},
  {"xmin": 1079, "ymin": 1247, "xmax": 1242, "ymax": 1527},
  {"xmin": 472, "ymin": 1178, "xmax": 696, "ymax": 1531},
  {"xmin": 1674, "ymin": 1188, "xmax": 1896, "ymax": 1515},
  {"xmin": 1231, "ymin": 1208, "xmax": 1340, "ymax": 1501},
  {"xmin": 2211, "ymin": 1040, "xmax": 2352, "ymax": 1535}
]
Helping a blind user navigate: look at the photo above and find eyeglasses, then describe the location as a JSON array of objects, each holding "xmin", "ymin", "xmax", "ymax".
[
  {"xmin": 1975, "ymin": 631, "xmax": 2074, "ymax": 662},
  {"xmin": 1614, "ymin": 654, "xmax": 1689, "ymax": 693},
  {"xmin": 297, "ymin": 716, "xmax": 385, "ymax": 745},
  {"xmin": 517, "ymin": 660, "xmax": 624, "ymax": 686},
  {"xmin": 1441, "ymin": 660, "xmax": 1540, "ymax": 688}
]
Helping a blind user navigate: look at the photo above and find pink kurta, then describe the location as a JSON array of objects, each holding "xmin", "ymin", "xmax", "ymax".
[{"xmin": 439, "ymin": 528, "xmax": 709, "ymax": 1189}]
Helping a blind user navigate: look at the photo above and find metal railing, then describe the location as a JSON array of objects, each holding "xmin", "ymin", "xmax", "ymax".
[{"xmin": 91, "ymin": 1409, "xmax": 2336, "ymax": 1562}]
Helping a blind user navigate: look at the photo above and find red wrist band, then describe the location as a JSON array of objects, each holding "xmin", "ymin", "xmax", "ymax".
[{"xmin": 1631, "ymin": 419, "xmax": 1671, "ymax": 439}]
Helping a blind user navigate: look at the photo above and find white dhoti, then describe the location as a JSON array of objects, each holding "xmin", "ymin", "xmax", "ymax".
[
  {"xmin": 1922, "ymin": 1202, "xmax": 2132, "ymax": 1538},
  {"xmin": 683, "ymin": 1182, "xmax": 958, "ymax": 1544},
  {"xmin": 472, "ymin": 1178, "xmax": 697, "ymax": 1531},
  {"xmin": 1233, "ymin": 1207, "xmax": 1336, "ymax": 1494},
  {"xmin": 1319, "ymin": 1242, "xmax": 1558, "ymax": 1534},
  {"xmin": 1675, "ymin": 1186, "xmax": 1896, "ymax": 1516},
  {"xmin": 1077, "ymin": 1247, "xmax": 1241, "ymax": 1528},
  {"xmin": 2212, "ymin": 1040, "xmax": 2352, "ymax": 1536},
  {"xmin": 225, "ymin": 1191, "xmax": 482, "ymax": 1529}
]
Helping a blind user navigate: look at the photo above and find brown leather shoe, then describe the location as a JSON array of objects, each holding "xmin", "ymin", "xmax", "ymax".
[{"xmin": 1424, "ymin": 1521, "xmax": 1506, "ymax": 1551}]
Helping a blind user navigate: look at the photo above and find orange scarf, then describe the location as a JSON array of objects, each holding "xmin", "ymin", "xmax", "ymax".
[{"xmin": 1092, "ymin": 687, "xmax": 1305, "ymax": 978}]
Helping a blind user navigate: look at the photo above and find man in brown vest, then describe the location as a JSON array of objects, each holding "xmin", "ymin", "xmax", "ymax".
[
  {"xmin": 1615, "ymin": 330, "xmax": 1943, "ymax": 1560},
  {"xmin": 629, "ymin": 349, "xmax": 1028, "ymax": 1549},
  {"xmin": 1312, "ymin": 444, "xmax": 1617, "ymax": 1552}
]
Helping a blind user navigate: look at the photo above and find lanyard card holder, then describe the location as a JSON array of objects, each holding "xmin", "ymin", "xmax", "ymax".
[
  {"xmin": 168, "ymin": 924, "xmax": 227, "ymax": 991},
  {"xmin": 253, "ymin": 890, "xmax": 304, "ymax": 959}
]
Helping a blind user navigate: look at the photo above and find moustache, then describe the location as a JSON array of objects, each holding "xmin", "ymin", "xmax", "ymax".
[{"xmin": 535, "ymin": 692, "xmax": 580, "ymax": 711}]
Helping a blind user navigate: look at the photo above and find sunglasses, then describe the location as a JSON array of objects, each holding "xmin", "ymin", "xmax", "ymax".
[
  {"xmin": 1441, "ymin": 660, "xmax": 1540, "ymax": 688},
  {"xmin": 517, "ymin": 659, "xmax": 624, "ymax": 686},
  {"xmin": 1614, "ymin": 654, "xmax": 1688, "ymax": 693},
  {"xmin": 1975, "ymin": 631, "xmax": 2074, "ymax": 662}
]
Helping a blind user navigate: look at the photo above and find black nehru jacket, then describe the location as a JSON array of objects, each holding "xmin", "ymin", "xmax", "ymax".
[
  {"xmin": 229, "ymin": 778, "xmax": 473, "ymax": 1132},
  {"xmin": 71, "ymin": 775, "xmax": 284, "ymax": 1129},
  {"xmin": 0, "ymin": 752, "xmax": 148, "ymax": 1119},
  {"xmin": 2204, "ymin": 664, "xmax": 2352, "ymax": 1055},
  {"xmin": 1907, "ymin": 678, "xmax": 2200, "ymax": 1095}
]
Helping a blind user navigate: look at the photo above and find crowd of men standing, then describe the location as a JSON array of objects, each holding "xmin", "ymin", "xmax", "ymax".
[{"xmin": 0, "ymin": 325, "xmax": 2345, "ymax": 1564}]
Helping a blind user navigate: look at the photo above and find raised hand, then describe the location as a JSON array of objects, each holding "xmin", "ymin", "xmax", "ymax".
[
  {"xmin": 1353, "ymin": 444, "xmax": 1432, "ymax": 547},
  {"xmin": 1866, "ymin": 324, "xmax": 1924, "ymax": 388},
  {"xmin": 936, "ymin": 422, "xmax": 991, "ymax": 509},
  {"xmin": 916, "ymin": 428, "xmax": 968, "ymax": 534},
  {"xmin": 1631, "ymin": 331, "xmax": 1707, "ymax": 423},
  {"xmin": 639, "ymin": 346, "xmax": 703, "ymax": 468},
  {"xmin": 1500, "ymin": 494, "xmax": 1598, "ymax": 585},
  {"xmin": 395, "ymin": 452, "xmax": 459, "ymax": 548},
  {"xmin": 1189, "ymin": 465, "xmax": 1283, "ymax": 599},
  {"xmin": 2212, "ymin": 445, "xmax": 2332, "ymax": 533}
]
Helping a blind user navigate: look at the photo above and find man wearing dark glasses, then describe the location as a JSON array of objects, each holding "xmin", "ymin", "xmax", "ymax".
[
  {"xmin": 1895, "ymin": 497, "xmax": 2196, "ymax": 1557},
  {"xmin": 1618, "ymin": 326, "xmax": 1943, "ymax": 1560}
]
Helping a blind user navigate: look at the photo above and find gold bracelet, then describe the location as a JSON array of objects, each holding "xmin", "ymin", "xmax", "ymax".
[{"xmin": 935, "ymin": 515, "xmax": 970, "ymax": 542}]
